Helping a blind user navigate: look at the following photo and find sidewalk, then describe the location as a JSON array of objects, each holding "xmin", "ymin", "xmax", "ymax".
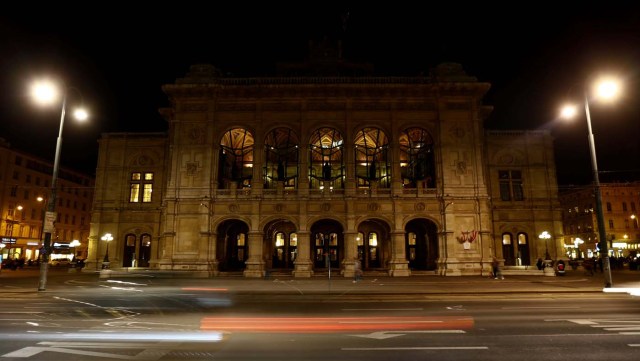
[{"xmin": 2, "ymin": 267, "xmax": 639, "ymax": 297}]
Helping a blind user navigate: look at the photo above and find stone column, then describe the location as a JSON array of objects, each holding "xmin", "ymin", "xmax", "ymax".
[
  {"xmin": 388, "ymin": 230, "xmax": 410, "ymax": 276},
  {"xmin": 208, "ymin": 233, "xmax": 219, "ymax": 277},
  {"xmin": 243, "ymin": 231, "xmax": 265, "ymax": 278},
  {"xmin": 293, "ymin": 230, "xmax": 313, "ymax": 277},
  {"xmin": 342, "ymin": 230, "xmax": 358, "ymax": 278}
]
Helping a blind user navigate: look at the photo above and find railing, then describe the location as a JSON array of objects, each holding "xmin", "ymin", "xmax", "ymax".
[{"xmin": 212, "ymin": 187, "xmax": 436, "ymax": 199}]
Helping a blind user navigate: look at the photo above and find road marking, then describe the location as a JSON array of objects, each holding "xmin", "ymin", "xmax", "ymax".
[
  {"xmin": 343, "ymin": 346, "xmax": 488, "ymax": 351},
  {"xmin": 2, "ymin": 345, "xmax": 171, "ymax": 359},
  {"xmin": 351, "ymin": 330, "xmax": 466, "ymax": 339}
]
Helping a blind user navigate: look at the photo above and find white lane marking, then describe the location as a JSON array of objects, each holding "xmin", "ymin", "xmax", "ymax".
[
  {"xmin": 343, "ymin": 346, "xmax": 487, "ymax": 351},
  {"xmin": 351, "ymin": 330, "xmax": 465, "ymax": 339},
  {"xmin": 2, "ymin": 345, "xmax": 171, "ymax": 359}
]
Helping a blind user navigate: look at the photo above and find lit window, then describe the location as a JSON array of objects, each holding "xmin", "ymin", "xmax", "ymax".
[{"xmin": 129, "ymin": 172, "xmax": 153, "ymax": 203}]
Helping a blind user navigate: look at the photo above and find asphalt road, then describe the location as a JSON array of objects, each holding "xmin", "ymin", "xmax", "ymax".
[{"xmin": 0, "ymin": 268, "xmax": 639, "ymax": 360}]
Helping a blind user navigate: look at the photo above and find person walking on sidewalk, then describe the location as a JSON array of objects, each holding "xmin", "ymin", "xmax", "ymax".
[
  {"xmin": 492, "ymin": 257, "xmax": 504, "ymax": 280},
  {"xmin": 353, "ymin": 259, "xmax": 363, "ymax": 283}
]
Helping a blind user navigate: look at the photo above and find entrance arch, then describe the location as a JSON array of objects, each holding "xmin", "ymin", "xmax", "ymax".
[
  {"xmin": 356, "ymin": 219, "xmax": 391, "ymax": 270},
  {"xmin": 310, "ymin": 220, "xmax": 344, "ymax": 270},
  {"xmin": 216, "ymin": 220, "xmax": 249, "ymax": 271},
  {"xmin": 405, "ymin": 218, "xmax": 438, "ymax": 270},
  {"xmin": 263, "ymin": 219, "xmax": 297, "ymax": 270}
]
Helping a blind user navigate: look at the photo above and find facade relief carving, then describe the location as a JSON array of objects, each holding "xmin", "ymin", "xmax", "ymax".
[
  {"xmin": 187, "ymin": 126, "xmax": 206, "ymax": 144},
  {"xmin": 128, "ymin": 152, "xmax": 158, "ymax": 167},
  {"xmin": 185, "ymin": 161, "xmax": 199, "ymax": 176}
]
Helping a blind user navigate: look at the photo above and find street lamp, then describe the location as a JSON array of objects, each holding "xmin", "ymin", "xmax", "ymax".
[
  {"xmin": 101, "ymin": 233, "xmax": 113, "ymax": 268},
  {"xmin": 539, "ymin": 231, "xmax": 552, "ymax": 261},
  {"xmin": 69, "ymin": 239, "xmax": 81, "ymax": 261},
  {"xmin": 31, "ymin": 79, "xmax": 88, "ymax": 291},
  {"xmin": 4, "ymin": 205, "xmax": 23, "ymax": 260},
  {"xmin": 560, "ymin": 76, "xmax": 620, "ymax": 288}
]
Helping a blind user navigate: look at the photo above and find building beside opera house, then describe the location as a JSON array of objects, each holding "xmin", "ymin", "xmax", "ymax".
[
  {"xmin": 560, "ymin": 182, "xmax": 640, "ymax": 260},
  {"xmin": 85, "ymin": 49, "xmax": 563, "ymax": 277},
  {"xmin": 0, "ymin": 139, "xmax": 94, "ymax": 264}
]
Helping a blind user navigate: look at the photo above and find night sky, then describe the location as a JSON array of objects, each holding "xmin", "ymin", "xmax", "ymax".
[{"xmin": 1, "ymin": 4, "xmax": 639, "ymax": 187}]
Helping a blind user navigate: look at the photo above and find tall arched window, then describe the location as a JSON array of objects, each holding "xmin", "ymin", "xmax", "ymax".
[
  {"xmin": 264, "ymin": 127, "xmax": 299, "ymax": 189},
  {"xmin": 309, "ymin": 127, "xmax": 344, "ymax": 189},
  {"xmin": 354, "ymin": 127, "xmax": 390, "ymax": 188},
  {"xmin": 399, "ymin": 127, "xmax": 435, "ymax": 188},
  {"xmin": 219, "ymin": 128, "xmax": 254, "ymax": 189}
]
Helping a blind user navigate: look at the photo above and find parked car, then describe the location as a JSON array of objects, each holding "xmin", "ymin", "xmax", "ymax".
[{"xmin": 50, "ymin": 258, "xmax": 71, "ymax": 267}]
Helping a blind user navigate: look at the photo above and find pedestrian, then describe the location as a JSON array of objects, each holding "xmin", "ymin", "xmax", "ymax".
[
  {"xmin": 353, "ymin": 259, "xmax": 363, "ymax": 283},
  {"xmin": 492, "ymin": 257, "xmax": 504, "ymax": 280},
  {"xmin": 536, "ymin": 258, "xmax": 544, "ymax": 270}
]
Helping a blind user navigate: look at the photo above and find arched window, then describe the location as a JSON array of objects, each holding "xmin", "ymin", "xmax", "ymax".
[
  {"xmin": 399, "ymin": 127, "xmax": 435, "ymax": 188},
  {"xmin": 309, "ymin": 127, "xmax": 344, "ymax": 189},
  {"xmin": 264, "ymin": 127, "xmax": 299, "ymax": 189},
  {"xmin": 502, "ymin": 233, "xmax": 512, "ymax": 245},
  {"xmin": 219, "ymin": 128, "xmax": 254, "ymax": 189},
  {"xmin": 354, "ymin": 127, "xmax": 390, "ymax": 188}
]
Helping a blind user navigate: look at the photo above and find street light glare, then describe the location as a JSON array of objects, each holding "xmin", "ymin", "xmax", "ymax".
[
  {"xmin": 560, "ymin": 104, "xmax": 577, "ymax": 119},
  {"xmin": 31, "ymin": 80, "xmax": 59, "ymax": 105},
  {"xmin": 594, "ymin": 78, "xmax": 620, "ymax": 102},
  {"xmin": 74, "ymin": 108, "xmax": 89, "ymax": 121}
]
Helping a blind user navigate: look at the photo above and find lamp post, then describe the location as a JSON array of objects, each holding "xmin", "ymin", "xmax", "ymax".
[
  {"xmin": 69, "ymin": 239, "xmax": 81, "ymax": 260},
  {"xmin": 539, "ymin": 231, "xmax": 552, "ymax": 261},
  {"xmin": 574, "ymin": 237, "xmax": 584, "ymax": 259},
  {"xmin": 31, "ymin": 79, "xmax": 88, "ymax": 291},
  {"xmin": 4, "ymin": 205, "xmax": 22, "ymax": 260},
  {"xmin": 101, "ymin": 233, "xmax": 113, "ymax": 269},
  {"xmin": 560, "ymin": 77, "xmax": 619, "ymax": 288}
]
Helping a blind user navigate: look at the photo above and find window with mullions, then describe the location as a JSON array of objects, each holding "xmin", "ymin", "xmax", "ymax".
[
  {"xmin": 309, "ymin": 127, "xmax": 344, "ymax": 189},
  {"xmin": 498, "ymin": 170, "xmax": 523, "ymax": 201},
  {"xmin": 354, "ymin": 127, "xmax": 390, "ymax": 188},
  {"xmin": 218, "ymin": 128, "xmax": 255, "ymax": 189},
  {"xmin": 129, "ymin": 172, "xmax": 154, "ymax": 203},
  {"xmin": 264, "ymin": 127, "xmax": 299, "ymax": 189},
  {"xmin": 399, "ymin": 127, "xmax": 436, "ymax": 188}
]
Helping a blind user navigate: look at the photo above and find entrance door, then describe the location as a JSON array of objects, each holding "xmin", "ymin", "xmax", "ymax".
[
  {"xmin": 314, "ymin": 232, "xmax": 339, "ymax": 268},
  {"xmin": 310, "ymin": 220, "xmax": 343, "ymax": 270},
  {"xmin": 217, "ymin": 220, "xmax": 249, "ymax": 271},
  {"xmin": 138, "ymin": 234, "xmax": 151, "ymax": 267},
  {"xmin": 502, "ymin": 233, "xmax": 515, "ymax": 266},
  {"xmin": 272, "ymin": 232, "xmax": 297, "ymax": 269},
  {"xmin": 405, "ymin": 219, "xmax": 438, "ymax": 270}
]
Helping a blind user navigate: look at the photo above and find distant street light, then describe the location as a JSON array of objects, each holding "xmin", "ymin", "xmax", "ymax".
[
  {"xmin": 31, "ymin": 79, "xmax": 88, "ymax": 291},
  {"xmin": 4, "ymin": 205, "xmax": 23, "ymax": 259},
  {"xmin": 101, "ymin": 233, "xmax": 114, "ymax": 268},
  {"xmin": 69, "ymin": 239, "xmax": 81, "ymax": 260},
  {"xmin": 539, "ymin": 231, "xmax": 552, "ymax": 260},
  {"xmin": 560, "ymin": 76, "xmax": 620, "ymax": 288}
]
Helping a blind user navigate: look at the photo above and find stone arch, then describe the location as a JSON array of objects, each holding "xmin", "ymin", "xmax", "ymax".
[
  {"xmin": 355, "ymin": 218, "xmax": 392, "ymax": 270},
  {"xmin": 404, "ymin": 217, "xmax": 439, "ymax": 271},
  {"xmin": 216, "ymin": 218, "xmax": 250, "ymax": 272}
]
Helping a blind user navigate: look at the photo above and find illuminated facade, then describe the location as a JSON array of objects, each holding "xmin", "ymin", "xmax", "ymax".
[
  {"xmin": 560, "ymin": 182, "xmax": 640, "ymax": 259},
  {"xmin": 85, "ymin": 59, "xmax": 563, "ymax": 277},
  {"xmin": 0, "ymin": 139, "xmax": 94, "ymax": 263}
]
